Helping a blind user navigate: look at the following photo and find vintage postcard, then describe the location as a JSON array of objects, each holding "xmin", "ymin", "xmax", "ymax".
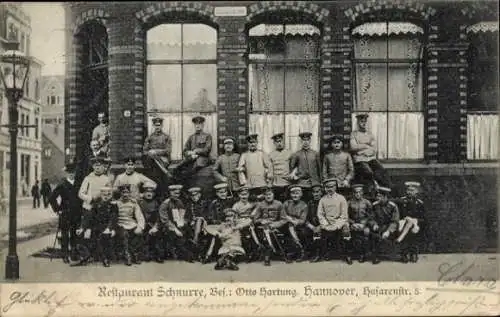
[{"xmin": 0, "ymin": 1, "xmax": 498, "ymax": 316}]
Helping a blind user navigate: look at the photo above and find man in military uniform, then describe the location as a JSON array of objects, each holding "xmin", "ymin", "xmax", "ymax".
[
  {"xmin": 114, "ymin": 157, "xmax": 156, "ymax": 200},
  {"xmin": 269, "ymin": 133, "xmax": 292, "ymax": 201},
  {"xmin": 368, "ymin": 187, "xmax": 400, "ymax": 264},
  {"xmin": 143, "ymin": 116, "xmax": 172, "ymax": 198},
  {"xmin": 238, "ymin": 134, "xmax": 272, "ymax": 201},
  {"xmin": 92, "ymin": 111, "xmax": 110, "ymax": 155},
  {"xmin": 395, "ymin": 181, "xmax": 425, "ymax": 263},
  {"xmin": 283, "ymin": 186, "xmax": 308, "ymax": 262},
  {"xmin": 289, "ymin": 132, "xmax": 321, "ymax": 201},
  {"xmin": 176, "ymin": 116, "xmax": 213, "ymax": 179},
  {"xmin": 186, "ymin": 186, "xmax": 211, "ymax": 259},
  {"xmin": 305, "ymin": 184, "xmax": 323, "ymax": 262},
  {"xmin": 138, "ymin": 181, "xmax": 163, "ymax": 263},
  {"xmin": 347, "ymin": 184, "xmax": 373, "ymax": 263}
]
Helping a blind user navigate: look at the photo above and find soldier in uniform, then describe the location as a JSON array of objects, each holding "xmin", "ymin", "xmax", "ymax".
[
  {"xmin": 213, "ymin": 137, "xmax": 241, "ymax": 194},
  {"xmin": 367, "ymin": 187, "xmax": 400, "ymax": 264},
  {"xmin": 78, "ymin": 155, "xmax": 113, "ymax": 216},
  {"xmin": 158, "ymin": 184, "xmax": 195, "ymax": 262},
  {"xmin": 212, "ymin": 209, "xmax": 248, "ymax": 271},
  {"xmin": 113, "ymin": 157, "xmax": 156, "ymax": 200},
  {"xmin": 317, "ymin": 178, "xmax": 352, "ymax": 264},
  {"xmin": 283, "ymin": 186, "xmax": 308, "ymax": 262},
  {"xmin": 395, "ymin": 181, "xmax": 425, "ymax": 263},
  {"xmin": 186, "ymin": 186, "xmax": 211, "ymax": 255},
  {"xmin": 238, "ymin": 134, "xmax": 273, "ymax": 200},
  {"xmin": 252, "ymin": 187, "xmax": 288, "ymax": 266},
  {"xmin": 143, "ymin": 116, "xmax": 172, "ymax": 198},
  {"xmin": 176, "ymin": 116, "xmax": 212, "ymax": 179},
  {"xmin": 49, "ymin": 162, "xmax": 81, "ymax": 263},
  {"xmin": 289, "ymin": 132, "xmax": 322, "ymax": 201},
  {"xmin": 306, "ymin": 184, "xmax": 323, "ymax": 262},
  {"xmin": 322, "ymin": 135, "xmax": 354, "ymax": 196},
  {"xmin": 138, "ymin": 181, "xmax": 163, "ymax": 263},
  {"xmin": 269, "ymin": 133, "xmax": 292, "ymax": 202},
  {"xmin": 92, "ymin": 111, "xmax": 110, "ymax": 155},
  {"xmin": 232, "ymin": 186, "xmax": 261, "ymax": 262},
  {"xmin": 347, "ymin": 184, "xmax": 373, "ymax": 263}
]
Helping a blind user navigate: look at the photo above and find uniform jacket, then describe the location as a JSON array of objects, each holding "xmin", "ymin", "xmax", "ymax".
[
  {"xmin": 138, "ymin": 198, "xmax": 160, "ymax": 228},
  {"xmin": 82, "ymin": 198, "xmax": 118, "ymax": 233},
  {"xmin": 317, "ymin": 193, "xmax": 349, "ymax": 230},
  {"xmin": 183, "ymin": 132, "xmax": 212, "ymax": 169},
  {"xmin": 143, "ymin": 131, "xmax": 172, "ymax": 163},
  {"xmin": 269, "ymin": 149, "xmax": 292, "ymax": 187},
  {"xmin": 350, "ymin": 130, "xmax": 377, "ymax": 163},
  {"xmin": 159, "ymin": 197, "xmax": 193, "ymax": 231},
  {"xmin": 348, "ymin": 198, "xmax": 372, "ymax": 225},
  {"xmin": 307, "ymin": 199, "xmax": 321, "ymax": 227},
  {"xmin": 395, "ymin": 196, "xmax": 425, "ymax": 225},
  {"xmin": 113, "ymin": 172, "xmax": 156, "ymax": 200},
  {"xmin": 116, "ymin": 199, "xmax": 145, "ymax": 231},
  {"xmin": 252, "ymin": 200, "xmax": 287, "ymax": 227},
  {"xmin": 238, "ymin": 150, "xmax": 272, "ymax": 189},
  {"xmin": 213, "ymin": 153, "xmax": 241, "ymax": 192},
  {"xmin": 283, "ymin": 200, "xmax": 308, "ymax": 226},
  {"xmin": 370, "ymin": 200, "xmax": 400, "ymax": 233},
  {"xmin": 49, "ymin": 178, "xmax": 81, "ymax": 222},
  {"xmin": 207, "ymin": 198, "xmax": 234, "ymax": 225},
  {"xmin": 322, "ymin": 151, "xmax": 354, "ymax": 185},
  {"xmin": 78, "ymin": 172, "xmax": 112, "ymax": 211},
  {"xmin": 187, "ymin": 198, "xmax": 211, "ymax": 220},
  {"xmin": 290, "ymin": 149, "xmax": 322, "ymax": 188}
]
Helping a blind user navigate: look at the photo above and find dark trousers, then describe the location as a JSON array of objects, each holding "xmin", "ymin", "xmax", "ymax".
[
  {"xmin": 400, "ymin": 231, "xmax": 421, "ymax": 255},
  {"xmin": 116, "ymin": 227, "xmax": 143, "ymax": 260},
  {"xmin": 256, "ymin": 225, "xmax": 289, "ymax": 258},
  {"xmin": 143, "ymin": 225, "xmax": 164, "ymax": 260},
  {"xmin": 369, "ymin": 225, "xmax": 397, "ymax": 256},
  {"xmin": 78, "ymin": 231, "xmax": 114, "ymax": 261},
  {"xmin": 164, "ymin": 226, "xmax": 195, "ymax": 260},
  {"xmin": 349, "ymin": 230, "xmax": 370, "ymax": 258},
  {"xmin": 33, "ymin": 196, "xmax": 40, "ymax": 208},
  {"xmin": 59, "ymin": 215, "xmax": 80, "ymax": 256},
  {"xmin": 303, "ymin": 227, "xmax": 322, "ymax": 257},
  {"xmin": 273, "ymin": 187, "xmax": 288, "ymax": 202},
  {"xmin": 354, "ymin": 160, "xmax": 391, "ymax": 188},
  {"xmin": 42, "ymin": 195, "xmax": 50, "ymax": 208},
  {"xmin": 249, "ymin": 187, "xmax": 264, "ymax": 202},
  {"xmin": 199, "ymin": 233, "xmax": 222, "ymax": 260},
  {"xmin": 239, "ymin": 227, "xmax": 261, "ymax": 259},
  {"xmin": 320, "ymin": 229, "xmax": 348, "ymax": 259}
]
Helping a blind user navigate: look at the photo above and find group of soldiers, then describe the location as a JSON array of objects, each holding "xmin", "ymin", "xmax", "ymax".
[{"xmin": 48, "ymin": 112, "xmax": 425, "ymax": 270}]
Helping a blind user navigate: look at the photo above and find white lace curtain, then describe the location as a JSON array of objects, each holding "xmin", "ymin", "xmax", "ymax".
[
  {"xmin": 353, "ymin": 25, "xmax": 424, "ymax": 159},
  {"xmin": 467, "ymin": 114, "xmax": 499, "ymax": 160}
]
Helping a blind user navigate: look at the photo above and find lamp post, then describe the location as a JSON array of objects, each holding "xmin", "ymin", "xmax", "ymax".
[{"xmin": 0, "ymin": 40, "xmax": 31, "ymax": 280}]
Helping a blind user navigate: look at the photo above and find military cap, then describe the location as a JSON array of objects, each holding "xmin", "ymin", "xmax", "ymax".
[
  {"xmin": 223, "ymin": 137, "xmax": 235, "ymax": 144},
  {"xmin": 246, "ymin": 134, "xmax": 258, "ymax": 142},
  {"xmin": 152, "ymin": 116, "xmax": 164, "ymax": 125},
  {"xmin": 168, "ymin": 184, "xmax": 183, "ymax": 191},
  {"xmin": 263, "ymin": 186, "xmax": 274, "ymax": 193},
  {"xmin": 90, "ymin": 155, "xmax": 106, "ymax": 165},
  {"xmin": 192, "ymin": 116, "xmax": 206, "ymax": 124},
  {"xmin": 224, "ymin": 209, "xmax": 236, "ymax": 217},
  {"xmin": 271, "ymin": 133, "xmax": 284, "ymax": 141},
  {"xmin": 143, "ymin": 181, "xmax": 157, "ymax": 191},
  {"xmin": 323, "ymin": 178, "xmax": 338, "ymax": 185},
  {"xmin": 63, "ymin": 163, "xmax": 77, "ymax": 173},
  {"xmin": 351, "ymin": 184, "xmax": 364, "ymax": 190},
  {"xmin": 404, "ymin": 181, "xmax": 421, "ymax": 188},
  {"xmin": 123, "ymin": 156, "xmax": 138, "ymax": 165},
  {"xmin": 214, "ymin": 183, "xmax": 228, "ymax": 190},
  {"xmin": 377, "ymin": 186, "xmax": 392, "ymax": 194},
  {"xmin": 355, "ymin": 113, "xmax": 369, "ymax": 119},
  {"xmin": 118, "ymin": 184, "xmax": 131, "ymax": 192},
  {"xmin": 299, "ymin": 132, "xmax": 312, "ymax": 140},
  {"xmin": 187, "ymin": 187, "xmax": 201, "ymax": 194},
  {"xmin": 329, "ymin": 134, "xmax": 344, "ymax": 143},
  {"xmin": 237, "ymin": 185, "xmax": 249, "ymax": 192},
  {"xmin": 311, "ymin": 183, "xmax": 323, "ymax": 189},
  {"xmin": 289, "ymin": 185, "xmax": 303, "ymax": 192}
]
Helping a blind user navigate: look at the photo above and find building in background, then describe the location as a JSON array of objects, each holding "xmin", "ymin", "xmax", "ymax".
[
  {"xmin": 64, "ymin": 1, "xmax": 498, "ymax": 252},
  {"xmin": 0, "ymin": 3, "xmax": 43, "ymax": 199},
  {"xmin": 40, "ymin": 75, "xmax": 65, "ymax": 185}
]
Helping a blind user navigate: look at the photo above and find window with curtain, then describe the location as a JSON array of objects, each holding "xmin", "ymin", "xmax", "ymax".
[
  {"xmin": 248, "ymin": 24, "xmax": 321, "ymax": 154},
  {"xmin": 352, "ymin": 22, "xmax": 425, "ymax": 160},
  {"xmin": 146, "ymin": 24, "xmax": 217, "ymax": 161},
  {"xmin": 466, "ymin": 22, "xmax": 499, "ymax": 160}
]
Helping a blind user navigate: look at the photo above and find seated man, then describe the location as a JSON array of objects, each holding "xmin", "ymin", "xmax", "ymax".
[
  {"xmin": 185, "ymin": 186, "xmax": 211, "ymax": 252},
  {"xmin": 283, "ymin": 186, "xmax": 308, "ymax": 262},
  {"xmin": 305, "ymin": 184, "xmax": 323, "ymax": 262},
  {"xmin": 232, "ymin": 186, "xmax": 261, "ymax": 262},
  {"xmin": 317, "ymin": 178, "xmax": 352, "ymax": 265},
  {"xmin": 395, "ymin": 181, "xmax": 425, "ymax": 263},
  {"xmin": 347, "ymin": 184, "xmax": 373, "ymax": 263},
  {"xmin": 158, "ymin": 184, "xmax": 194, "ymax": 262},
  {"xmin": 367, "ymin": 187, "xmax": 400, "ymax": 264},
  {"xmin": 138, "ymin": 181, "xmax": 163, "ymax": 263},
  {"xmin": 350, "ymin": 113, "xmax": 391, "ymax": 190},
  {"xmin": 212, "ymin": 209, "xmax": 249, "ymax": 271}
]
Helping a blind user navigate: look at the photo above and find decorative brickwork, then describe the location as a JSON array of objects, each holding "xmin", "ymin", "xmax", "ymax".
[
  {"xmin": 343, "ymin": 0, "xmax": 436, "ymax": 22},
  {"xmin": 71, "ymin": 8, "xmax": 110, "ymax": 35},
  {"xmin": 135, "ymin": 2, "xmax": 218, "ymax": 26},
  {"xmin": 246, "ymin": 1, "xmax": 330, "ymax": 23},
  {"xmin": 426, "ymin": 24, "xmax": 440, "ymax": 163}
]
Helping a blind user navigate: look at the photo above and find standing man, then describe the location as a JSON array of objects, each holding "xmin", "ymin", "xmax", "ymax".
[
  {"xmin": 238, "ymin": 134, "xmax": 272, "ymax": 200},
  {"xmin": 269, "ymin": 133, "xmax": 292, "ymax": 202},
  {"xmin": 49, "ymin": 163, "xmax": 81, "ymax": 263},
  {"xmin": 143, "ymin": 116, "xmax": 172, "ymax": 196},
  {"xmin": 322, "ymin": 135, "xmax": 354, "ymax": 196},
  {"xmin": 290, "ymin": 132, "xmax": 321, "ymax": 201},
  {"xmin": 213, "ymin": 137, "xmax": 241, "ymax": 194},
  {"xmin": 31, "ymin": 180, "xmax": 41, "ymax": 209},
  {"xmin": 113, "ymin": 157, "xmax": 156, "ymax": 200},
  {"xmin": 41, "ymin": 179, "xmax": 52, "ymax": 209},
  {"xmin": 350, "ymin": 113, "xmax": 391, "ymax": 190},
  {"xmin": 177, "ymin": 116, "xmax": 212, "ymax": 178},
  {"xmin": 92, "ymin": 111, "xmax": 110, "ymax": 155}
]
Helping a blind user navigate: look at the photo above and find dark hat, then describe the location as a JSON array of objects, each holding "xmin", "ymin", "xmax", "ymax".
[
  {"xmin": 404, "ymin": 181, "xmax": 421, "ymax": 188},
  {"xmin": 192, "ymin": 116, "xmax": 205, "ymax": 124},
  {"xmin": 299, "ymin": 132, "xmax": 312, "ymax": 140},
  {"xmin": 377, "ymin": 186, "xmax": 392, "ymax": 195},
  {"xmin": 246, "ymin": 134, "xmax": 258, "ymax": 142},
  {"xmin": 329, "ymin": 134, "xmax": 344, "ymax": 143},
  {"xmin": 187, "ymin": 187, "xmax": 201, "ymax": 194},
  {"xmin": 63, "ymin": 163, "xmax": 77, "ymax": 173},
  {"xmin": 263, "ymin": 186, "xmax": 274, "ymax": 193},
  {"xmin": 311, "ymin": 184, "xmax": 323, "ymax": 189},
  {"xmin": 355, "ymin": 113, "xmax": 369, "ymax": 119},
  {"xmin": 271, "ymin": 133, "xmax": 284, "ymax": 141},
  {"xmin": 237, "ymin": 185, "xmax": 249, "ymax": 193},
  {"xmin": 223, "ymin": 137, "xmax": 235, "ymax": 144},
  {"xmin": 323, "ymin": 178, "xmax": 337, "ymax": 185},
  {"xmin": 118, "ymin": 184, "xmax": 131, "ymax": 192},
  {"xmin": 90, "ymin": 155, "xmax": 106, "ymax": 165},
  {"xmin": 123, "ymin": 156, "xmax": 138, "ymax": 165},
  {"xmin": 351, "ymin": 184, "xmax": 364, "ymax": 190},
  {"xmin": 152, "ymin": 116, "xmax": 164, "ymax": 125}
]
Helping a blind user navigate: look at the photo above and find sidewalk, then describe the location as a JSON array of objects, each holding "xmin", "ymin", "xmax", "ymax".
[{"xmin": 0, "ymin": 204, "xmax": 58, "ymax": 235}]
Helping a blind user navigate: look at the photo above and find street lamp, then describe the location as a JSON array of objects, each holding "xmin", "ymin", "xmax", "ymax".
[{"xmin": 0, "ymin": 40, "xmax": 31, "ymax": 280}]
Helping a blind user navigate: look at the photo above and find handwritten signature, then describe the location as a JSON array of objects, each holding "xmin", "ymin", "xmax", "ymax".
[
  {"xmin": 437, "ymin": 260, "xmax": 497, "ymax": 290},
  {"xmin": 2, "ymin": 290, "xmax": 74, "ymax": 317}
]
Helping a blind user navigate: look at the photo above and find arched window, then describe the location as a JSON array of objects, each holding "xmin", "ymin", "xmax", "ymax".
[
  {"xmin": 352, "ymin": 22, "xmax": 424, "ymax": 160},
  {"xmin": 466, "ymin": 21, "xmax": 499, "ymax": 160},
  {"xmin": 248, "ymin": 24, "xmax": 320, "ymax": 153},
  {"xmin": 146, "ymin": 24, "xmax": 217, "ymax": 161}
]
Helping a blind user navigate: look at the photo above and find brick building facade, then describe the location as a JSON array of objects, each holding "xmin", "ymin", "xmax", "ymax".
[{"xmin": 64, "ymin": 1, "xmax": 498, "ymax": 252}]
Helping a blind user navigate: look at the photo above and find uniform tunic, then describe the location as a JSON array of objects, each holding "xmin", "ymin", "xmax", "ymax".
[
  {"xmin": 78, "ymin": 172, "xmax": 113, "ymax": 211},
  {"xmin": 216, "ymin": 221, "xmax": 246, "ymax": 256},
  {"xmin": 350, "ymin": 130, "xmax": 377, "ymax": 163},
  {"xmin": 143, "ymin": 131, "xmax": 172, "ymax": 162},
  {"xmin": 138, "ymin": 198, "xmax": 159, "ymax": 228},
  {"xmin": 115, "ymin": 199, "xmax": 145, "ymax": 231},
  {"xmin": 113, "ymin": 172, "xmax": 156, "ymax": 200},
  {"xmin": 283, "ymin": 200, "xmax": 308, "ymax": 226},
  {"xmin": 348, "ymin": 198, "xmax": 372, "ymax": 226},
  {"xmin": 269, "ymin": 149, "xmax": 292, "ymax": 188},
  {"xmin": 317, "ymin": 193, "xmax": 348, "ymax": 231},
  {"xmin": 158, "ymin": 197, "xmax": 192, "ymax": 231},
  {"xmin": 290, "ymin": 149, "xmax": 322, "ymax": 188},
  {"xmin": 307, "ymin": 200, "xmax": 321, "ymax": 227},
  {"xmin": 238, "ymin": 150, "xmax": 272, "ymax": 189},
  {"xmin": 84, "ymin": 198, "xmax": 118, "ymax": 233},
  {"xmin": 213, "ymin": 153, "xmax": 241, "ymax": 192},
  {"xmin": 187, "ymin": 199, "xmax": 211, "ymax": 219},
  {"xmin": 207, "ymin": 198, "xmax": 234, "ymax": 225},
  {"xmin": 322, "ymin": 151, "xmax": 354, "ymax": 184},
  {"xmin": 252, "ymin": 200, "xmax": 287, "ymax": 228},
  {"xmin": 395, "ymin": 196, "xmax": 425, "ymax": 225},
  {"xmin": 370, "ymin": 200, "xmax": 400, "ymax": 233},
  {"xmin": 183, "ymin": 132, "xmax": 212, "ymax": 169}
]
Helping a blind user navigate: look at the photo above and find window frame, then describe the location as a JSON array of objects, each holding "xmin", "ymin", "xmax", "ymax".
[{"xmin": 351, "ymin": 21, "xmax": 426, "ymax": 162}]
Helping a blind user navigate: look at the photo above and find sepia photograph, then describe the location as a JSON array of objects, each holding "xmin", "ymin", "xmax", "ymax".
[{"xmin": 0, "ymin": 1, "xmax": 498, "ymax": 315}]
